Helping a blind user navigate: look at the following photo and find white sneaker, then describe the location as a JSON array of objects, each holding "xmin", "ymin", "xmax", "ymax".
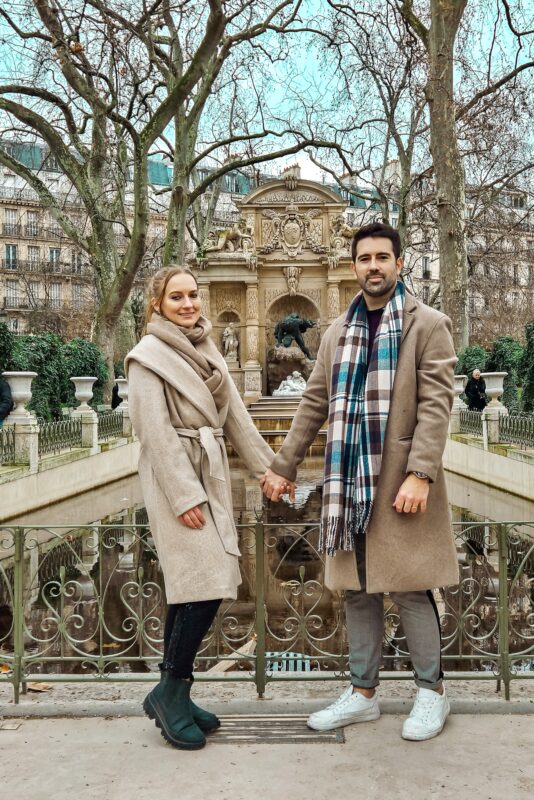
[
  {"xmin": 307, "ymin": 686, "xmax": 380, "ymax": 731},
  {"xmin": 402, "ymin": 687, "xmax": 450, "ymax": 741}
]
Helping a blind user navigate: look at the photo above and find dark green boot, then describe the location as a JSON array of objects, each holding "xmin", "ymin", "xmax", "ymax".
[
  {"xmin": 143, "ymin": 672, "xmax": 206, "ymax": 750},
  {"xmin": 190, "ymin": 699, "xmax": 221, "ymax": 733}
]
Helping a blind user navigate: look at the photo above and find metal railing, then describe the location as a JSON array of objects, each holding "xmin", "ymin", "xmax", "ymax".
[
  {"xmin": 97, "ymin": 410, "xmax": 123, "ymax": 440},
  {"xmin": 0, "ymin": 425, "xmax": 16, "ymax": 465},
  {"xmin": 0, "ymin": 519, "xmax": 532, "ymax": 702},
  {"xmin": 37, "ymin": 417, "xmax": 83, "ymax": 457},
  {"xmin": 499, "ymin": 413, "xmax": 534, "ymax": 450},
  {"xmin": 459, "ymin": 407, "xmax": 483, "ymax": 436}
]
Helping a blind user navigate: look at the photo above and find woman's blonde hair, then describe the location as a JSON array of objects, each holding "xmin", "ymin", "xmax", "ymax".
[{"xmin": 142, "ymin": 265, "xmax": 198, "ymax": 335}]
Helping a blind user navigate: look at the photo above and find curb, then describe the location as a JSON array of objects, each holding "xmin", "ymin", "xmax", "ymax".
[{"xmin": 1, "ymin": 696, "xmax": 533, "ymax": 719}]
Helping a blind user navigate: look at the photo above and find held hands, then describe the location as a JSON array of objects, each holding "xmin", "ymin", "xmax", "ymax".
[
  {"xmin": 179, "ymin": 506, "xmax": 206, "ymax": 529},
  {"xmin": 260, "ymin": 468, "xmax": 296, "ymax": 502},
  {"xmin": 393, "ymin": 473, "xmax": 429, "ymax": 514}
]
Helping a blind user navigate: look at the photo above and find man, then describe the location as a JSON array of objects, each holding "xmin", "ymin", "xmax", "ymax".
[
  {"xmin": 261, "ymin": 222, "xmax": 458, "ymax": 741},
  {"xmin": 0, "ymin": 376, "xmax": 13, "ymax": 428}
]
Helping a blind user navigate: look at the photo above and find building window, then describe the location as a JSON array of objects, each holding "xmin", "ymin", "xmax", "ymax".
[
  {"xmin": 422, "ymin": 256, "xmax": 431, "ymax": 280},
  {"xmin": 6, "ymin": 279, "xmax": 18, "ymax": 308},
  {"xmin": 7, "ymin": 317, "xmax": 18, "ymax": 333},
  {"xmin": 4, "ymin": 244, "xmax": 18, "ymax": 270},
  {"xmin": 512, "ymin": 195, "xmax": 525, "ymax": 210},
  {"xmin": 28, "ymin": 281, "xmax": 41, "ymax": 308},
  {"xmin": 71, "ymin": 251, "xmax": 83, "ymax": 274},
  {"xmin": 71, "ymin": 283, "xmax": 83, "ymax": 309},
  {"xmin": 4, "ymin": 208, "xmax": 19, "ymax": 236},
  {"xmin": 513, "ymin": 264, "xmax": 519, "ymax": 284},
  {"xmin": 28, "ymin": 246, "xmax": 40, "ymax": 270},
  {"xmin": 49, "ymin": 282, "xmax": 61, "ymax": 309},
  {"xmin": 391, "ymin": 217, "xmax": 398, "ymax": 228},
  {"xmin": 422, "ymin": 285, "xmax": 430, "ymax": 304},
  {"xmin": 49, "ymin": 248, "xmax": 61, "ymax": 271},
  {"xmin": 26, "ymin": 210, "xmax": 40, "ymax": 237}
]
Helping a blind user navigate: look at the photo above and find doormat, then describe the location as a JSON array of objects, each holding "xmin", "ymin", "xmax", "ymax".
[{"xmin": 210, "ymin": 714, "xmax": 345, "ymax": 744}]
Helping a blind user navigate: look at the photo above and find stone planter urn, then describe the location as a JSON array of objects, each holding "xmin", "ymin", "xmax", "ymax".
[
  {"xmin": 453, "ymin": 375, "xmax": 467, "ymax": 409},
  {"xmin": 482, "ymin": 372, "xmax": 508, "ymax": 412},
  {"xmin": 70, "ymin": 376, "xmax": 97, "ymax": 412},
  {"xmin": 2, "ymin": 371, "xmax": 37, "ymax": 422},
  {"xmin": 115, "ymin": 377, "xmax": 129, "ymax": 411}
]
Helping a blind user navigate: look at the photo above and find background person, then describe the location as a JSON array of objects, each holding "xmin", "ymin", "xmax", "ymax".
[
  {"xmin": 0, "ymin": 377, "xmax": 13, "ymax": 428},
  {"xmin": 125, "ymin": 266, "xmax": 275, "ymax": 751},
  {"xmin": 464, "ymin": 369, "xmax": 487, "ymax": 411}
]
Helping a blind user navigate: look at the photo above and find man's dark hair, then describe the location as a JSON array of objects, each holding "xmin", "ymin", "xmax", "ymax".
[{"xmin": 351, "ymin": 222, "xmax": 402, "ymax": 262}]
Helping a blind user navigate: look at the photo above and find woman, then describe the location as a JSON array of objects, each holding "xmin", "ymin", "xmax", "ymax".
[
  {"xmin": 464, "ymin": 368, "xmax": 487, "ymax": 411},
  {"xmin": 125, "ymin": 266, "xmax": 276, "ymax": 750}
]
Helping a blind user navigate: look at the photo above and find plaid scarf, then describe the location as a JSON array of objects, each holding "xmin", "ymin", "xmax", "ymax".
[{"xmin": 320, "ymin": 281, "xmax": 405, "ymax": 556}]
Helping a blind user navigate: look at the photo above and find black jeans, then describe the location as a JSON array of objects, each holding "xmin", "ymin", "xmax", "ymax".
[{"xmin": 161, "ymin": 599, "xmax": 222, "ymax": 679}]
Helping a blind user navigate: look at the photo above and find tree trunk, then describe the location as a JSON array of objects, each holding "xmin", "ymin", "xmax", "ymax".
[{"xmin": 426, "ymin": 0, "xmax": 469, "ymax": 348}]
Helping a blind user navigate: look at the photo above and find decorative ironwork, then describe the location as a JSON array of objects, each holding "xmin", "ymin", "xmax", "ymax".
[
  {"xmin": 38, "ymin": 417, "xmax": 83, "ymax": 457},
  {"xmin": 499, "ymin": 413, "xmax": 534, "ymax": 449},
  {"xmin": 0, "ymin": 520, "xmax": 532, "ymax": 703},
  {"xmin": 97, "ymin": 410, "xmax": 123, "ymax": 440},
  {"xmin": 0, "ymin": 426, "xmax": 16, "ymax": 465},
  {"xmin": 459, "ymin": 408, "xmax": 483, "ymax": 436}
]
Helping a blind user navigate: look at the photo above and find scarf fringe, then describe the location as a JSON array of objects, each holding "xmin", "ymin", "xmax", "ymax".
[{"xmin": 319, "ymin": 500, "xmax": 374, "ymax": 557}]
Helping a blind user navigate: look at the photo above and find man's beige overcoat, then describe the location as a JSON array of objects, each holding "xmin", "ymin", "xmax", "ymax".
[
  {"xmin": 125, "ymin": 327, "xmax": 273, "ymax": 604},
  {"xmin": 271, "ymin": 290, "xmax": 459, "ymax": 594}
]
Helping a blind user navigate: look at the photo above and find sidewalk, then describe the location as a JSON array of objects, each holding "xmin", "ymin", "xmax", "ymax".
[{"xmin": 1, "ymin": 680, "xmax": 533, "ymax": 800}]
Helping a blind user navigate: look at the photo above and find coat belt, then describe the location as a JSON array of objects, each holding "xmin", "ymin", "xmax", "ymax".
[
  {"xmin": 174, "ymin": 426, "xmax": 226, "ymax": 481},
  {"xmin": 173, "ymin": 426, "xmax": 239, "ymax": 557}
]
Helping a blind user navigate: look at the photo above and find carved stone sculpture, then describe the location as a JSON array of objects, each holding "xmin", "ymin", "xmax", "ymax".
[
  {"xmin": 283, "ymin": 265, "xmax": 302, "ymax": 296},
  {"xmin": 260, "ymin": 203, "xmax": 327, "ymax": 257},
  {"xmin": 222, "ymin": 323, "xmax": 239, "ymax": 362},
  {"xmin": 273, "ymin": 370, "xmax": 307, "ymax": 396},
  {"xmin": 274, "ymin": 313, "xmax": 316, "ymax": 360},
  {"xmin": 205, "ymin": 217, "xmax": 254, "ymax": 253}
]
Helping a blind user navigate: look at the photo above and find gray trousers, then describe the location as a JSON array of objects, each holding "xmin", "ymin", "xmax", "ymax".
[{"xmin": 345, "ymin": 539, "xmax": 443, "ymax": 690}]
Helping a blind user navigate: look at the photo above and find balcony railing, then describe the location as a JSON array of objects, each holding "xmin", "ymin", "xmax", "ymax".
[
  {"xmin": 0, "ymin": 259, "xmax": 92, "ymax": 276},
  {"xmin": 25, "ymin": 224, "xmax": 43, "ymax": 238},
  {"xmin": 0, "ymin": 519, "xmax": 532, "ymax": 703},
  {"xmin": 2, "ymin": 223, "xmax": 22, "ymax": 236}
]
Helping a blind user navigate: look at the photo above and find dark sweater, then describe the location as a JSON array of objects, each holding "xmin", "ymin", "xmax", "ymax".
[
  {"xmin": 366, "ymin": 307, "xmax": 384, "ymax": 367},
  {"xmin": 0, "ymin": 378, "xmax": 13, "ymax": 421}
]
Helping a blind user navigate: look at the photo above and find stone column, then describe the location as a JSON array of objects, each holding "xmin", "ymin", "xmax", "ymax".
[
  {"xmin": 327, "ymin": 281, "xmax": 340, "ymax": 323},
  {"xmin": 243, "ymin": 283, "xmax": 262, "ymax": 404},
  {"xmin": 71, "ymin": 377, "xmax": 99, "ymax": 453},
  {"xmin": 450, "ymin": 374, "xmax": 467, "ymax": 434},
  {"xmin": 198, "ymin": 282, "xmax": 211, "ymax": 318}
]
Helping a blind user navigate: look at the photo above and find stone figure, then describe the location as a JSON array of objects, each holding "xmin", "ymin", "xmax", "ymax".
[
  {"xmin": 273, "ymin": 370, "xmax": 307, "ymax": 396},
  {"xmin": 205, "ymin": 217, "xmax": 254, "ymax": 253},
  {"xmin": 274, "ymin": 313, "xmax": 316, "ymax": 360},
  {"xmin": 222, "ymin": 322, "xmax": 239, "ymax": 361},
  {"xmin": 283, "ymin": 265, "xmax": 302, "ymax": 296}
]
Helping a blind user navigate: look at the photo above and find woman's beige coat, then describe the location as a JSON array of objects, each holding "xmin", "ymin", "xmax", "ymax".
[
  {"xmin": 125, "ymin": 332, "xmax": 273, "ymax": 604},
  {"xmin": 271, "ymin": 291, "xmax": 459, "ymax": 594}
]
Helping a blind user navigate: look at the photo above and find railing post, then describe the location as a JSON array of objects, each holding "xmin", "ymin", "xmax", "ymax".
[
  {"xmin": 497, "ymin": 524, "xmax": 511, "ymax": 700},
  {"xmin": 254, "ymin": 515, "xmax": 267, "ymax": 699},
  {"xmin": 12, "ymin": 528, "xmax": 24, "ymax": 704}
]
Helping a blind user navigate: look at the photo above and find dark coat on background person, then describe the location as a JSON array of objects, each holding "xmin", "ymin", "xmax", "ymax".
[
  {"xmin": 0, "ymin": 378, "xmax": 13, "ymax": 422},
  {"xmin": 464, "ymin": 377, "xmax": 487, "ymax": 411},
  {"xmin": 270, "ymin": 291, "xmax": 459, "ymax": 594}
]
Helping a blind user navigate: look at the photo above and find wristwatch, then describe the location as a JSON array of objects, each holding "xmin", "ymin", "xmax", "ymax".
[{"xmin": 411, "ymin": 471, "xmax": 429, "ymax": 480}]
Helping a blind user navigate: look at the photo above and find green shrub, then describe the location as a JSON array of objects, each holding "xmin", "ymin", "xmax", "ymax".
[
  {"xmin": 61, "ymin": 339, "xmax": 109, "ymax": 408},
  {"xmin": 456, "ymin": 345, "xmax": 488, "ymax": 376},
  {"xmin": 520, "ymin": 321, "xmax": 534, "ymax": 412},
  {"xmin": 0, "ymin": 322, "xmax": 14, "ymax": 372},
  {"xmin": 9, "ymin": 332, "xmax": 67, "ymax": 420},
  {"xmin": 486, "ymin": 336, "xmax": 524, "ymax": 412}
]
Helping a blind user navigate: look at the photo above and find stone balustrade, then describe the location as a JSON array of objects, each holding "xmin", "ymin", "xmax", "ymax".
[{"xmin": 0, "ymin": 372, "xmax": 132, "ymax": 471}]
